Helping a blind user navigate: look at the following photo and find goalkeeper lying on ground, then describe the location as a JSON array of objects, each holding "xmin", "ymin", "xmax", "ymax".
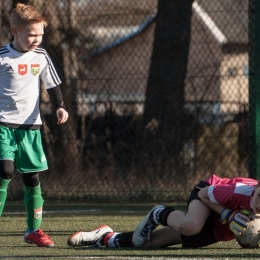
[{"xmin": 67, "ymin": 174, "xmax": 260, "ymax": 248}]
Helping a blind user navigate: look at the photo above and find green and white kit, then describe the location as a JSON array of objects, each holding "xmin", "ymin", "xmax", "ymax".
[
  {"xmin": 0, "ymin": 43, "xmax": 61, "ymax": 126},
  {"xmin": 0, "ymin": 126, "xmax": 48, "ymax": 173}
]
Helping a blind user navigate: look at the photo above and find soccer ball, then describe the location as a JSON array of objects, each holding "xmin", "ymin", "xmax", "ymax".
[{"xmin": 235, "ymin": 214, "xmax": 260, "ymax": 248}]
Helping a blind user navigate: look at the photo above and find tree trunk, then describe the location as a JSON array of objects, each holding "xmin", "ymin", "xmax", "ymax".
[
  {"xmin": 42, "ymin": 1, "xmax": 81, "ymax": 177},
  {"xmin": 141, "ymin": 0, "xmax": 193, "ymax": 177}
]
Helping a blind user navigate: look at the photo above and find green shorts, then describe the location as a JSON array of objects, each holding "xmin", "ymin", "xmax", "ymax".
[{"xmin": 0, "ymin": 126, "xmax": 48, "ymax": 173}]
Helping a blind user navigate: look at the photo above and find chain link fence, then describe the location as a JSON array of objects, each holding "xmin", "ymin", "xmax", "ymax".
[{"xmin": 0, "ymin": 0, "xmax": 250, "ymax": 202}]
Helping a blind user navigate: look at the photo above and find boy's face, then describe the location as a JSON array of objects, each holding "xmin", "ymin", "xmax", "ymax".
[
  {"xmin": 252, "ymin": 185, "xmax": 260, "ymax": 214},
  {"xmin": 11, "ymin": 22, "xmax": 44, "ymax": 52}
]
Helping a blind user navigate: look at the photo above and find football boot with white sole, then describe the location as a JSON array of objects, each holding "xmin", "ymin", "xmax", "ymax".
[
  {"xmin": 67, "ymin": 225, "xmax": 113, "ymax": 247},
  {"xmin": 132, "ymin": 205, "xmax": 165, "ymax": 247}
]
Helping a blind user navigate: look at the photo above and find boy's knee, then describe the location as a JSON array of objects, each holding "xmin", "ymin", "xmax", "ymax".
[
  {"xmin": 178, "ymin": 220, "xmax": 202, "ymax": 236},
  {"xmin": 0, "ymin": 160, "xmax": 14, "ymax": 180},
  {"xmin": 23, "ymin": 172, "xmax": 39, "ymax": 187}
]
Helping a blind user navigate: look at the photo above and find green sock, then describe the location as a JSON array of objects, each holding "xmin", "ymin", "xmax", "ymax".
[
  {"xmin": 0, "ymin": 177, "xmax": 10, "ymax": 216},
  {"xmin": 24, "ymin": 184, "xmax": 44, "ymax": 230}
]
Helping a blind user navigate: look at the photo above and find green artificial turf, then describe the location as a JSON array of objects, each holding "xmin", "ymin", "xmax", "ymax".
[{"xmin": 0, "ymin": 202, "xmax": 259, "ymax": 260}]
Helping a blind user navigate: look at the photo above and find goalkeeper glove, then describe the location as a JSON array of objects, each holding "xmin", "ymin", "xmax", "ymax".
[{"xmin": 219, "ymin": 208, "xmax": 251, "ymax": 236}]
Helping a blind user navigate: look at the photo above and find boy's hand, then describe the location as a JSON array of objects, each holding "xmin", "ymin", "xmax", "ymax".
[
  {"xmin": 56, "ymin": 108, "xmax": 69, "ymax": 124},
  {"xmin": 229, "ymin": 209, "xmax": 250, "ymax": 235},
  {"xmin": 220, "ymin": 208, "xmax": 251, "ymax": 236}
]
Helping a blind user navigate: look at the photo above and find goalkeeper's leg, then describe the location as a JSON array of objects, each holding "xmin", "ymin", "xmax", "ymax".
[
  {"xmin": 104, "ymin": 227, "xmax": 182, "ymax": 248},
  {"xmin": 166, "ymin": 199, "xmax": 211, "ymax": 236},
  {"xmin": 133, "ymin": 183, "xmax": 211, "ymax": 242},
  {"xmin": 149, "ymin": 180, "xmax": 211, "ymax": 236},
  {"xmin": 68, "ymin": 226, "xmax": 182, "ymax": 248}
]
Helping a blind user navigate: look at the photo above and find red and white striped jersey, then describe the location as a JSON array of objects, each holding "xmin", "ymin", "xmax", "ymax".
[
  {"xmin": 204, "ymin": 174, "xmax": 258, "ymax": 242},
  {"xmin": 205, "ymin": 174, "xmax": 257, "ymax": 211}
]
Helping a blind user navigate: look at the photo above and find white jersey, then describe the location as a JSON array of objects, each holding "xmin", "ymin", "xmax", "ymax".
[{"xmin": 0, "ymin": 43, "xmax": 61, "ymax": 127}]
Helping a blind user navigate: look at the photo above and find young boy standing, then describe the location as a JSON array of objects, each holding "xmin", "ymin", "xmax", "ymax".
[{"xmin": 0, "ymin": 3, "xmax": 68, "ymax": 247}]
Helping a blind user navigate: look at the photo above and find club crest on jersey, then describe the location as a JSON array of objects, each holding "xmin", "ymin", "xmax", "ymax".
[
  {"xmin": 18, "ymin": 64, "xmax": 27, "ymax": 75},
  {"xmin": 31, "ymin": 64, "xmax": 40, "ymax": 75}
]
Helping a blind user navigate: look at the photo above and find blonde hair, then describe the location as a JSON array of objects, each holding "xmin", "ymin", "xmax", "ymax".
[{"xmin": 10, "ymin": 3, "xmax": 47, "ymax": 28}]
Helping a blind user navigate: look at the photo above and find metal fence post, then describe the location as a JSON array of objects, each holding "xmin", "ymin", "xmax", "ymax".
[{"xmin": 249, "ymin": 0, "xmax": 260, "ymax": 179}]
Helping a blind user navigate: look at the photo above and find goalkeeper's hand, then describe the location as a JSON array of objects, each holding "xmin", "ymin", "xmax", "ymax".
[{"xmin": 219, "ymin": 208, "xmax": 251, "ymax": 236}]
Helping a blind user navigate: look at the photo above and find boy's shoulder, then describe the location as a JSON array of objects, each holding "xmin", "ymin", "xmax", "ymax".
[
  {"xmin": 33, "ymin": 47, "xmax": 51, "ymax": 61},
  {"xmin": 0, "ymin": 44, "xmax": 10, "ymax": 56},
  {"xmin": 0, "ymin": 44, "xmax": 48, "ymax": 56},
  {"xmin": 34, "ymin": 47, "xmax": 48, "ymax": 55}
]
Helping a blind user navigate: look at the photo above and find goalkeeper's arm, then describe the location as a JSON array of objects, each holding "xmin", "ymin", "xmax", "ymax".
[
  {"xmin": 198, "ymin": 186, "xmax": 227, "ymax": 215},
  {"xmin": 198, "ymin": 187, "xmax": 250, "ymax": 235}
]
